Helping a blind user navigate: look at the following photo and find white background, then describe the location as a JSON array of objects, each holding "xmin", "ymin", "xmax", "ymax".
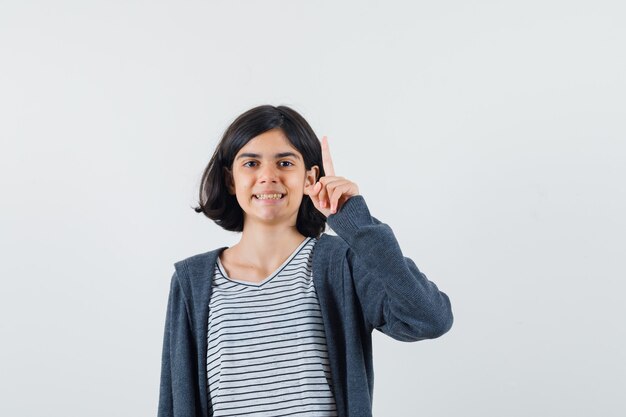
[{"xmin": 1, "ymin": 1, "xmax": 625, "ymax": 416}]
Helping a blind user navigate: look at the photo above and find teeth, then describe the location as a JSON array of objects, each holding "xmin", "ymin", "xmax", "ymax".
[{"xmin": 255, "ymin": 193, "xmax": 283, "ymax": 200}]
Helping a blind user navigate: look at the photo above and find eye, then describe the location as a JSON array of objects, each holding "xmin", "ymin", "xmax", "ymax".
[
  {"xmin": 279, "ymin": 161, "xmax": 294, "ymax": 167},
  {"xmin": 243, "ymin": 161, "xmax": 257, "ymax": 168}
]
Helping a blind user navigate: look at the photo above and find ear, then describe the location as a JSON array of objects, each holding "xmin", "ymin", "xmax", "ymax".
[
  {"xmin": 303, "ymin": 165, "xmax": 319, "ymax": 195},
  {"xmin": 223, "ymin": 167, "xmax": 235, "ymax": 195}
]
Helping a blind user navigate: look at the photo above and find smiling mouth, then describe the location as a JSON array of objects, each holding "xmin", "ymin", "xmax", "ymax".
[{"xmin": 253, "ymin": 193, "xmax": 285, "ymax": 200}]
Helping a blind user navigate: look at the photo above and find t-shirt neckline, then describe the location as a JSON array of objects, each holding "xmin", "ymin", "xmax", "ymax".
[{"xmin": 216, "ymin": 237, "xmax": 312, "ymax": 287}]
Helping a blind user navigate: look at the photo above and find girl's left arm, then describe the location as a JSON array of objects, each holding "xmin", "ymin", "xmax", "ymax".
[
  {"xmin": 308, "ymin": 136, "xmax": 452, "ymax": 341},
  {"xmin": 326, "ymin": 195, "xmax": 454, "ymax": 342}
]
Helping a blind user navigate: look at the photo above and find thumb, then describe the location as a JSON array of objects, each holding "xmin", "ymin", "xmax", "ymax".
[
  {"xmin": 308, "ymin": 182, "xmax": 323, "ymax": 208},
  {"xmin": 308, "ymin": 181, "xmax": 321, "ymax": 201}
]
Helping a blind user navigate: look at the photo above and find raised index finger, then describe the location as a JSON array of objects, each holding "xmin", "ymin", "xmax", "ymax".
[{"xmin": 321, "ymin": 135, "xmax": 335, "ymax": 177}]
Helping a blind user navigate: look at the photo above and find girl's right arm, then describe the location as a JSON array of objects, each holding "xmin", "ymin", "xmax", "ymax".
[{"xmin": 158, "ymin": 272, "xmax": 198, "ymax": 417}]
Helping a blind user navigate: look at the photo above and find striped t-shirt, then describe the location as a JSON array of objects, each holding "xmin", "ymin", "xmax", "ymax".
[{"xmin": 206, "ymin": 237, "xmax": 338, "ymax": 417}]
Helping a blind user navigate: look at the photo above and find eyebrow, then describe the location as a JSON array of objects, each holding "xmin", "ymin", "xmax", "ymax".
[{"xmin": 235, "ymin": 152, "xmax": 301, "ymax": 161}]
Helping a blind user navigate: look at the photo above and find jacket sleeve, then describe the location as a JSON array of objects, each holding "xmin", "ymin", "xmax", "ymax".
[
  {"xmin": 326, "ymin": 195, "xmax": 454, "ymax": 342},
  {"xmin": 157, "ymin": 271, "xmax": 198, "ymax": 417}
]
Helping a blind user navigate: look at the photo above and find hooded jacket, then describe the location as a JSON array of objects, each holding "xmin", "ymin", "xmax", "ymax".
[{"xmin": 158, "ymin": 195, "xmax": 453, "ymax": 417}]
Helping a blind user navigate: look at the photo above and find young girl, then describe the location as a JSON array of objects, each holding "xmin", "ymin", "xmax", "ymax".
[{"xmin": 158, "ymin": 105, "xmax": 453, "ymax": 417}]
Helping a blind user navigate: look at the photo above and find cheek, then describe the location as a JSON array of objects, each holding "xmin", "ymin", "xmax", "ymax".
[
  {"xmin": 232, "ymin": 174, "xmax": 253, "ymax": 191},
  {"xmin": 289, "ymin": 176, "xmax": 307, "ymax": 191}
]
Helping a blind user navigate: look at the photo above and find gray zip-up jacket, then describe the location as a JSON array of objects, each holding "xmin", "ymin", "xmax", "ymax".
[{"xmin": 158, "ymin": 195, "xmax": 453, "ymax": 417}]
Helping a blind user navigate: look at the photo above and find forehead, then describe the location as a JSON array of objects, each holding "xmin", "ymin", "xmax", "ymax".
[{"xmin": 236, "ymin": 128, "xmax": 301, "ymax": 156}]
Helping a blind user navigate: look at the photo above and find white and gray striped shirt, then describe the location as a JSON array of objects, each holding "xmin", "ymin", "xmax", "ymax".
[{"xmin": 207, "ymin": 237, "xmax": 338, "ymax": 417}]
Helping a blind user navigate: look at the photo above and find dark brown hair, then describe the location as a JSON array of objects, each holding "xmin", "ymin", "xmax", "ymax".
[{"xmin": 193, "ymin": 105, "xmax": 327, "ymax": 238}]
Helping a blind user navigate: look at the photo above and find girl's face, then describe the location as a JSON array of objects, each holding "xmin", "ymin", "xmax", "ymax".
[{"xmin": 226, "ymin": 128, "xmax": 319, "ymax": 229}]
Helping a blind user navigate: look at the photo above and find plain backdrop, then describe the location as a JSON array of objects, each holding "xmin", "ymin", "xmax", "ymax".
[{"xmin": 1, "ymin": 1, "xmax": 625, "ymax": 416}]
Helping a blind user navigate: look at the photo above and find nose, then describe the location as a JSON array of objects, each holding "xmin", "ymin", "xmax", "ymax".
[{"xmin": 258, "ymin": 163, "xmax": 279, "ymax": 183}]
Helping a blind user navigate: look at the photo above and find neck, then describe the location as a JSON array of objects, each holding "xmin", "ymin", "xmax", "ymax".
[{"xmin": 234, "ymin": 220, "xmax": 307, "ymax": 268}]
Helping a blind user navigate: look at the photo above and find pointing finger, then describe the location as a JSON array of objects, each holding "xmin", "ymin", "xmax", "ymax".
[{"xmin": 321, "ymin": 136, "xmax": 336, "ymax": 177}]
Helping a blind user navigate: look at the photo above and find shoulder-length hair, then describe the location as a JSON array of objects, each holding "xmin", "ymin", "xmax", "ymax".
[{"xmin": 193, "ymin": 105, "xmax": 327, "ymax": 238}]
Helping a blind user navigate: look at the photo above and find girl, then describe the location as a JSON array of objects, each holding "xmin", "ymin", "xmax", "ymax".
[{"xmin": 158, "ymin": 105, "xmax": 453, "ymax": 417}]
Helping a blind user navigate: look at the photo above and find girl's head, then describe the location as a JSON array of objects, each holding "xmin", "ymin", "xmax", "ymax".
[{"xmin": 194, "ymin": 105, "xmax": 327, "ymax": 238}]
